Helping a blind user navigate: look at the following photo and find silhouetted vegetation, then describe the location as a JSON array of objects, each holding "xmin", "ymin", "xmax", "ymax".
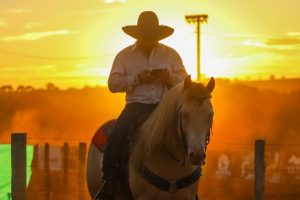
[
  {"xmin": 0, "ymin": 79, "xmax": 300, "ymax": 144},
  {"xmin": 0, "ymin": 85, "xmax": 124, "ymax": 143}
]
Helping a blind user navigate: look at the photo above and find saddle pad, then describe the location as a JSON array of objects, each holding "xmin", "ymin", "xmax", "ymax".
[{"xmin": 92, "ymin": 119, "xmax": 116, "ymax": 152}]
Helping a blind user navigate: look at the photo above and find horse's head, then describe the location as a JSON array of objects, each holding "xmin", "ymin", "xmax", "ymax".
[{"xmin": 178, "ymin": 75, "xmax": 215, "ymax": 166}]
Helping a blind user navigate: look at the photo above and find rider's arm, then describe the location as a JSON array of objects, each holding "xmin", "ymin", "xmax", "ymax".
[
  {"xmin": 169, "ymin": 50, "xmax": 188, "ymax": 87},
  {"xmin": 107, "ymin": 53, "xmax": 138, "ymax": 93}
]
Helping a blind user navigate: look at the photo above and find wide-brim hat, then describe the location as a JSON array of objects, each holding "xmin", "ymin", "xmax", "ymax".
[{"xmin": 122, "ymin": 11, "xmax": 174, "ymax": 41}]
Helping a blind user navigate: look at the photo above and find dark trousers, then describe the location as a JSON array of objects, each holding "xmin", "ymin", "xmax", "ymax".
[{"xmin": 102, "ymin": 102, "xmax": 158, "ymax": 179}]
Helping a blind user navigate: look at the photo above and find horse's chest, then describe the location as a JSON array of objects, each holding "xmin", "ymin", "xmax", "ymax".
[{"xmin": 129, "ymin": 167, "xmax": 198, "ymax": 200}]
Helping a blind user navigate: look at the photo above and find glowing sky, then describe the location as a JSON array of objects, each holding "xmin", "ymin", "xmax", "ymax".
[{"xmin": 0, "ymin": 0, "xmax": 300, "ymax": 88}]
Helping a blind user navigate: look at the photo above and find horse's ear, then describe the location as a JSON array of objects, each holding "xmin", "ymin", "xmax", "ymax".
[
  {"xmin": 206, "ymin": 77, "xmax": 215, "ymax": 93},
  {"xmin": 184, "ymin": 75, "xmax": 192, "ymax": 89}
]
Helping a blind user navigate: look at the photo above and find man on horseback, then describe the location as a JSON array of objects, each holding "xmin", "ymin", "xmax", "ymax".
[{"xmin": 97, "ymin": 11, "xmax": 187, "ymax": 199}]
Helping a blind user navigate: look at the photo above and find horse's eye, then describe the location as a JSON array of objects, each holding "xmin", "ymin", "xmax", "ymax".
[{"xmin": 198, "ymin": 98, "xmax": 206, "ymax": 105}]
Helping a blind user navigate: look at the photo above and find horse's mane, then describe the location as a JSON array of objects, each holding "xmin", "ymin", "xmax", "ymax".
[
  {"xmin": 130, "ymin": 80, "xmax": 210, "ymax": 168},
  {"xmin": 130, "ymin": 82, "xmax": 208, "ymax": 169},
  {"xmin": 130, "ymin": 83, "xmax": 183, "ymax": 168}
]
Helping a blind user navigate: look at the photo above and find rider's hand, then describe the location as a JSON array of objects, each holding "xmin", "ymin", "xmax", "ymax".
[
  {"xmin": 137, "ymin": 70, "xmax": 155, "ymax": 83},
  {"xmin": 158, "ymin": 69, "xmax": 171, "ymax": 84}
]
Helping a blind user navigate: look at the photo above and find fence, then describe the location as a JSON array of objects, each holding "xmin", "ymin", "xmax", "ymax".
[
  {"xmin": 198, "ymin": 142, "xmax": 300, "ymax": 200},
  {"xmin": 9, "ymin": 133, "xmax": 90, "ymax": 200},
  {"xmin": 8, "ymin": 133, "xmax": 300, "ymax": 200}
]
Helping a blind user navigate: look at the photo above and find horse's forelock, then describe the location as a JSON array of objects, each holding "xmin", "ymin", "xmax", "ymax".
[{"xmin": 185, "ymin": 82, "xmax": 210, "ymax": 101}]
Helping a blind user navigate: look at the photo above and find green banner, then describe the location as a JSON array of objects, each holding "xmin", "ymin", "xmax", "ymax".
[{"xmin": 0, "ymin": 145, "xmax": 33, "ymax": 200}]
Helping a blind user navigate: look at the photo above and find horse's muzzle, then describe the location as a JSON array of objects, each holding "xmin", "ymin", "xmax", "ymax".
[{"xmin": 188, "ymin": 151, "xmax": 206, "ymax": 166}]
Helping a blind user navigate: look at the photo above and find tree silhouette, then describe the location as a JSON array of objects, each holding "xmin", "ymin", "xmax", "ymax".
[
  {"xmin": 1, "ymin": 85, "xmax": 14, "ymax": 92},
  {"xmin": 16, "ymin": 85, "xmax": 35, "ymax": 92},
  {"xmin": 270, "ymin": 74, "xmax": 275, "ymax": 81},
  {"xmin": 25, "ymin": 85, "xmax": 34, "ymax": 92},
  {"xmin": 46, "ymin": 82, "xmax": 59, "ymax": 91},
  {"xmin": 17, "ymin": 85, "xmax": 25, "ymax": 92}
]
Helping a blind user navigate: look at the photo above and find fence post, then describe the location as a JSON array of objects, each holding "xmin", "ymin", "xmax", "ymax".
[
  {"xmin": 255, "ymin": 140, "xmax": 265, "ymax": 200},
  {"xmin": 44, "ymin": 143, "xmax": 50, "ymax": 200},
  {"xmin": 63, "ymin": 142, "xmax": 69, "ymax": 198},
  {"xmin": 11, "ymin": 133, "xmax": 27, "ymax": 200},
  {"xmin": 78, "ymin": 142, "xmax": 87, "ymax": 200}
]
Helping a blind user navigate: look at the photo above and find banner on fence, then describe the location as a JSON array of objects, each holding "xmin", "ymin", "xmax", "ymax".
[{"xmin": 0, "ymin": 144, "xmax": 33, "ymax": 200}]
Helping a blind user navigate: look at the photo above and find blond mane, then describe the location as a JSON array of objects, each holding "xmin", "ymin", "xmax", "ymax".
[
  {"xmin": 129, "ymin": 79, "xmax": 212, "ymax": 170},
  {"xmin": 130, "ymin": 83, "xmax": 190, "ymax": 169}
]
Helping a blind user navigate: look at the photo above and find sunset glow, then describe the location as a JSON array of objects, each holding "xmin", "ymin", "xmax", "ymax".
[
  {"xmin": 1, "ymin": 2, "xmax": 300, "ymax": 198},
  {"xmin": 0, "ymin": 0, "xmax": 299, "ymax": 88}
]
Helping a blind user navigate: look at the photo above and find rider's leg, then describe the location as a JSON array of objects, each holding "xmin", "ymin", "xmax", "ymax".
[
  {"xmin": 97, "ymin": 102, "xmax": 157, "ymax": 199},
  {"xmin": 102, "ymin": 102, "xmax": 157, "ymax": 179}
]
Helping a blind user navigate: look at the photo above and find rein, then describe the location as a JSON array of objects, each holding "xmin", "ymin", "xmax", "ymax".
[
  {"xmin": 164, "ymin": 111, "xmax": 187, "ymax": 166},
  {"xmin": 179, "ymin": 110, "xmax": 188, "ymax": 153}
]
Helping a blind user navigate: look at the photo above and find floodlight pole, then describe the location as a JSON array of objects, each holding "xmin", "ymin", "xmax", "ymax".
[{"xmin": 185, "ymin": 14, "xmax": 208, "ymax": 81}]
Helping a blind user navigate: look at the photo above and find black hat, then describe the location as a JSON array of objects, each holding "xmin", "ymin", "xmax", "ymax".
[{"xmin": 122, "ymin": 11, "xmax": 174, "ymax": 41}]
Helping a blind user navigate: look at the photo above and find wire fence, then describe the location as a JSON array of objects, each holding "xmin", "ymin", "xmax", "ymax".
[{"xmin": 2, "ymin": 136, "xmax": 300, "ymax": 200}]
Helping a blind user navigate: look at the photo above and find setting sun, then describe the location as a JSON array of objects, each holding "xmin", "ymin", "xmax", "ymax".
[{"xmin": 0, "ymin": 0, "xmax": 299, "ymax": 88}]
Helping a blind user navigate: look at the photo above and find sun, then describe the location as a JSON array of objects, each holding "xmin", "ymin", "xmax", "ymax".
[{"xmin": 162, "ymin": 22, "xmax": 237, "ymax": 81}]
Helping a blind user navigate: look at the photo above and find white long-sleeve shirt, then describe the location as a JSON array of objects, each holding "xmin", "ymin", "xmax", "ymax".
[{"xmin": 108, "ymin": 42, "xmax": 187, "ymax": 104}]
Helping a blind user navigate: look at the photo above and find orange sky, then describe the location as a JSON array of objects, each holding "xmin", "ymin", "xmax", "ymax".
[{"xmin": 0, "ymin": 0, "xmax": 300, "ymax": 88}]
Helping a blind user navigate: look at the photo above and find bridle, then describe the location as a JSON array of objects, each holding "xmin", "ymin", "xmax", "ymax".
[
  {"xmin": 138, "ymin": 96, "xmax": 213, "ymax": 193},
  {"xmin": 166, "ymin": 96, "xmax": 213, "ymax": 167}
]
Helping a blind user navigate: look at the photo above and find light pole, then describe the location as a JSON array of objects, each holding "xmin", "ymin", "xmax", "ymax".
[{"xmin": 185, "ymin": 14, "xmax": 208, "ymax": 81}]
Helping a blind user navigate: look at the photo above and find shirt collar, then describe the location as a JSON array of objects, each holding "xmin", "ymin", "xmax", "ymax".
[
  {"xmin": 130, "ymin": 42, "xmax": 160, "ymax": 52},
  {"xmin": 130, "ymin": 42, "xmax": 138, "ymax": 52}
]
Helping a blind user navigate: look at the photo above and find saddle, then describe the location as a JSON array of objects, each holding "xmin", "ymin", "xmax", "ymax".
[{"xmin": 92, "ymin": 113, "xmax": 150, "ymax": 153}]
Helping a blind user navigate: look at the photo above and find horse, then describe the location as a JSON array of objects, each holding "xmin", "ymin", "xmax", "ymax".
[{"xmin": 86, "ymin": 75, "xmax": 215, "ymax": 200}]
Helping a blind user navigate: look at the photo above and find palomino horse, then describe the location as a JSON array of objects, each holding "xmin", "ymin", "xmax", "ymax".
[{"xmin": 86, "ymin": 76, "xmax": 215, "ymax": 200}]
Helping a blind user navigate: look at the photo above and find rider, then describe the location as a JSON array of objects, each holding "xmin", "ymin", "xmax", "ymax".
[{"xmin": 98, "ymin": 11, "xmax": 187, "ymax": 199}]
